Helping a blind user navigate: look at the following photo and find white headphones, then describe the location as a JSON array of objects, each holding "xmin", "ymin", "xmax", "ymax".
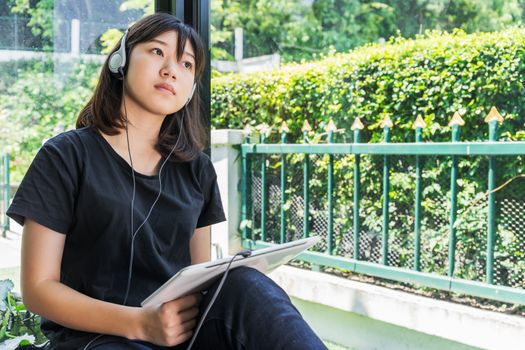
[
  {"xmin": 108, "ymin": 30, "xmax": 196, "ymax": 105},
  {"xmin": 108, "ymin": 30, "xmax": 128, "ymax": 75}
]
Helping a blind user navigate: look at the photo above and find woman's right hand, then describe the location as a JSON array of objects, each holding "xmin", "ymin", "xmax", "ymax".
[{"xmin": 138, "ymin": 293, "xmax": 202, "ymax": 346}]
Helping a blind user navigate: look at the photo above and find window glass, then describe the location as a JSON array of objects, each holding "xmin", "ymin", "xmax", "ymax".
[{"xmin": 0, "ymin": 0, "xmax": 153, "ymax": 181}]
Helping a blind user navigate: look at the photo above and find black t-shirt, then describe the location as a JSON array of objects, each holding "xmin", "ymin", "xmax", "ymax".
[{"xmin": 7, "ymin": 126, "xmax": 226, "ymax": 348}]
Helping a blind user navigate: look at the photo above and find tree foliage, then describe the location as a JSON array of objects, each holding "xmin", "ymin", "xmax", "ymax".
[
  {"xmin": 8, "ymin": 0, "xmax": 53, "ymax": 48},
  {"xmin": 0, "ymin": 60, "xmax": 99, "ymax": 180},
  {"xmin": 212, "ymin": 0, "xmax": 525, "ymax": 62}
]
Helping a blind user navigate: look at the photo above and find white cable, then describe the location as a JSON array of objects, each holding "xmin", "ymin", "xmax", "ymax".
[
  {"xmin": 122, "ymin": 106, "xmax": 185, "ymax": 305},
  {"xmin": 82, "ymin": 334, "xmax": 104, "ymax": 350},
  {"xmin": 186, "ymin": 250, "xmax": 252, "ymax": 350}
]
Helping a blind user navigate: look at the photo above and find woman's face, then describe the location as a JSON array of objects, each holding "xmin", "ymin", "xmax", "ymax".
[{"xmin": 123, "ymin": 30, "xmax": 196, "ymax": 118}]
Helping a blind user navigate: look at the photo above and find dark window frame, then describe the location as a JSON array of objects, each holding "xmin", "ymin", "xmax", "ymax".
[{"xmin": 155, "ymin": 0, "xmax": 211, "ymax": 150}]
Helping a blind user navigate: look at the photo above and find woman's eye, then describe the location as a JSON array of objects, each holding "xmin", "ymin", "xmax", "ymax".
[
  {"xmin": 183, "ymin": 61, "xmax": 193, "ymax": 69},
  {"xmin": 152, "ymin": 48, "xmax": 163, "ymax": 56}
]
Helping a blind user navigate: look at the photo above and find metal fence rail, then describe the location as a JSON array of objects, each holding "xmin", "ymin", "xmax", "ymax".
[
  {"xmin": 1, "ymin": 153, "xmax": 10, "ymax": 237},
  {"xmin": 240, "ymin": 108, "xmax": 525, "ymax": 305}
]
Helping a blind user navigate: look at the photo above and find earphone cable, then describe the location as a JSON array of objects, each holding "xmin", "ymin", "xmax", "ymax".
[
  {"xmin": 121, "ymin": 70, "xmax": 137, "ymax": 306},
  {"xmin": 122, "ymin": 102, "xmax": 186, "ymax": 305},
  {"xmin": 121, "ymin": 68, "xmax": 136, "ymax": 237},
  {"xmin": 186, "ymin": 250, "xmax": 252, "ymax": 350}
]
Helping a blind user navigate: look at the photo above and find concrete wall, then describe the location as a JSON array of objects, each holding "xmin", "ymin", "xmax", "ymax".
[
  {"xmin": 291, "ymin": 297, "xmax": 479, "ymax": 350},
  {"xmin": 210, "ymin": 129, "xmax": 245, "ymax": 259},
  {"xmin": 270, "ymin": 266, "xmax": 525, "ymax": 350}
]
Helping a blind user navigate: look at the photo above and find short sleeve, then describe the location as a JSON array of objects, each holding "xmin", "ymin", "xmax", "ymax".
[
  {"xmin": 7, "ymin": 136, "xmax": 80, "ymax": 234},
  {"xmin": 196, "ymin": 154, "xmax": 226, "ymax": 228}
]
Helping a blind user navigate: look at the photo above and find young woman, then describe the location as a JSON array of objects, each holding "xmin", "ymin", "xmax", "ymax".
[{"xmin": 7, "ymin": 13, "xmax": 327, "ymax": 350}]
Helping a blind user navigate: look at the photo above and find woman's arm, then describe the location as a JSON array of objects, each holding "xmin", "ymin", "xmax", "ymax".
[
  {"xmin": 22, "ymin": 219, "xmax": 200, "ymax": 346},
  {"xmin": 190, "ymin": 226, "xmax": 211, "ymax": 264}
]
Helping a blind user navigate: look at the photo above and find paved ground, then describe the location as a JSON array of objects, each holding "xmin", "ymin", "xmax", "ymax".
[{"xmin": 0, "ymin": 219, "xmax": 22, "ymax": 293}]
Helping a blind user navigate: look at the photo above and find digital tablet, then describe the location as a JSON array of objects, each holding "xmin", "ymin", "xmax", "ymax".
[{"xmin": 141, "ymin": 236, "xmax": 320, "ymax": 307}]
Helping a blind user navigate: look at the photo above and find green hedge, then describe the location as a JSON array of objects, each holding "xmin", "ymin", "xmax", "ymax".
[{"xmin": 211, "ymin": 28, "xmax": 525, "ymax": 143}]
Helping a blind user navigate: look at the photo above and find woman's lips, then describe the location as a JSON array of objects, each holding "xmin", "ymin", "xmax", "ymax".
[{"xmin": 154, "ymin": 83, "xmax": 175, "ymax": 95}]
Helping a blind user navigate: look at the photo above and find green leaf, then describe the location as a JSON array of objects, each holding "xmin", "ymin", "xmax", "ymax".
[{"xmin": 0, "ymin": 334, "xmax": 36, "ymax": 348}]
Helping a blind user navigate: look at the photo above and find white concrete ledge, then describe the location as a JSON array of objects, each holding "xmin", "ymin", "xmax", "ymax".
[
  {"xmin": 269, "ymin": 265, "xmax": 525, "ymax": 350},
  {"xmin": 210, "ymin": 129, "xmax": 245, "ymax": 146}
]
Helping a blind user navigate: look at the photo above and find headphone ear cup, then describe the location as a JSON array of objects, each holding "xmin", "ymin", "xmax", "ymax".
[
  {"xmin": 108, "ymin": 52, "xmax": 123, "ymax": 74},
  {"xmin": 108, "ymin": 30, "xmax": 128, "ymax": 75}
]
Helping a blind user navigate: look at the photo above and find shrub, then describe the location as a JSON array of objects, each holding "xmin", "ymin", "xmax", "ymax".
[
  {"xmin": 211, "ymin": 28, "xmax": 525, "ymax": 143},
  {"xmin": 0, "ymin": 279, "xmax": 47, "ymax": 348}
]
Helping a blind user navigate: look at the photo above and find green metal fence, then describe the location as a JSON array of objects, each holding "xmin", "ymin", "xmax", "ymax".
[
  {"xmin": 1, "ymin": 153, "xmax": 10, "ymax": 237},
  {"xmin": 240, "ymin": 108, "xmax": 525, "ymax": 305}
]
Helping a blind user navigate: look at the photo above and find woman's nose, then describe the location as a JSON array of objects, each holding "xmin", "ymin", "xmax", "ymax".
[{"xmin": 161, "ymin": 63, "xmax": 177, "ymax": 80}]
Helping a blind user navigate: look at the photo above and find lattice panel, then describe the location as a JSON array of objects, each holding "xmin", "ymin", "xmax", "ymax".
[
  {"xmin": 310, "ymin": 209, "xmax": 328, "ymax": 252},
  {"xmin": 493, "ymin": 183, "xmax": 525, "ymax": 287},
  {"xmin": 358, "ymin": 229, "xmax": 383, "ymax": 263},
  {"xmin": 251, "ymin": 175, "xmax": 262, "ymax": 240},
  {"xmin": 267, "ymin": 182, "xmax": 283, "ymax": 242},
  {"xmin": 339, "ymin": 229, "xmax": 354, "ymax": 257},
  {"xmin": 454, "ymin": 199, "xmax": 488, "ymax": 283},
  {"xmin": 287, "ymin": 193, "xmax": 306, "ymax": 242},
  {"xmin": 388, "ymin": 233, "xmax": 415, "ymax": 269},
  {"xmin": 418, "ymin": 154, "xmax": 451, "ymax": 276}
]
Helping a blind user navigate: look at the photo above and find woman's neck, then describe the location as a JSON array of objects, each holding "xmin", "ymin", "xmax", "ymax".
[
  {"xmin": 100, "ymin": 119, "xmax": 164, "ymax": 176},
  {"xmin": 120, "ymin": 94, "xmax": 166, "ymax": 149}
]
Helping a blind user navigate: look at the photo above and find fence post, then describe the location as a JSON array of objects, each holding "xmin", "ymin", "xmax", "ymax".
[
  {"xmin": 280, "ymin": 122, "xmax": 289, "ymax": 244},
  {"xmin": 352, "ymin": 117, "xmax": 364, "ymax": 260},
  {"xmin": 302, "ymin": 120, "xmax": 312, "ymax": 239},
  {"xmin": 326, "ymin": 120, "xmax": 337, "ymax": 255},
  {"xmin": 485, "ymin": 106, "xmax": 504, "ymax": 284},
  {"xmin": 447, "ymin": 111, "xmax": 464, "ymax": 277},
  {"xmin": 381, "ymin": 116, "xmax": 393, "ymax": 265},
  {"xmin": 2, "ymin": 154, "xmax": 10, "ymax": 237},
  {"xmin": 259, "ymin": 124, "xmax": 269, "ymax": 242},
  {"xmin": 14, "ymin": 14, "xmax": 18, "ymax": 50},
  {"xmin": 240, "ymin": 126, "xmax": 252, "ymax": 243},
  {"xmin": 413, "ymin": 115, "xmax": 427, "ymax": 271}
]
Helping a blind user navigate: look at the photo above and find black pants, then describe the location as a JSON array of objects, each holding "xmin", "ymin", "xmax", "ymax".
[{"xmin": 91, "ymin": 267, "xmax": 327, "ymax": 350}]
